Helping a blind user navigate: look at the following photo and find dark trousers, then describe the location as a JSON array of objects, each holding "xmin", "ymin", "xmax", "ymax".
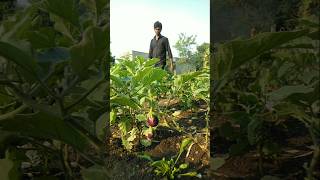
[{"xmin": 154, "ymin": 61, "xmax": 166, "ymax": 69}]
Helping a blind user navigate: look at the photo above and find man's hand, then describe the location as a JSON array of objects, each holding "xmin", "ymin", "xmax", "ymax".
[{"xmin": 169, "ymin": 58, "xmax": 174, "ymax": 73}]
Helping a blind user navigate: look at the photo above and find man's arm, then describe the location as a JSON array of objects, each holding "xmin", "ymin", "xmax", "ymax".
[
  {"xmin": 148, "ymin": 40, "xmax": 153, "ymax": 59},
  {"xmin": 166, "ymin": 38, "xmax": 174, "ymax": 72},
  {"xmin": 166, "ymin": 38, "xmax": 173, "ymax": 60}
]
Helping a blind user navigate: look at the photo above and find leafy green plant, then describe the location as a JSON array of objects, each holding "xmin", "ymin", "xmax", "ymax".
[
  {"xmin": 110, "ymin": 57, "xmax": 169, "ymax": 150},
  {"xmin": 147, "ymin": 138, "xmax": 201, "ymax": 179},
  {"xmin": 213, "ymin": 18, "xmax": 319, "ymax": 178},
  {"xmin": 0, "ymin": 0, "xmax": 109, "ymax": 179}
]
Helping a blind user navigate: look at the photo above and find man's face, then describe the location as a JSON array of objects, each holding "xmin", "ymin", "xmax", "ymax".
[{"xmin": 154, "ymin": 27, "xmax": 161, "ymax": 36}]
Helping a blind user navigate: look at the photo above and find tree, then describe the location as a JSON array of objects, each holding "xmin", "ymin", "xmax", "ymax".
[
  {"xmin": 173, "ymin": 33, "xmax": 196, "ymax": 63},
  {"xmin": 194, "ymin": 43, "xmax": 209, "ymax": 70},
  {"xmin": 174, "ymin": 33, "xmax": 202, "ymax": 72}
]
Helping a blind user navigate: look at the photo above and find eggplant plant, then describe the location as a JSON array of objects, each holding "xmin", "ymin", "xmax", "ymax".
[
  {"xmin": 213, "ymin": 18, "xmax": 319, "ymax": 178},
  {"xmin": 110, "ymin": 56, "xmax": 169, "ymax": 150},
  {"xmin": 146, "ymin": 138, "xmax": 201, "ymax": 179}
]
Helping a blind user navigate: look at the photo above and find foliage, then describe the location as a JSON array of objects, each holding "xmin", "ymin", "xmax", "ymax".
[
  {"xmin": 110, "ymin": 57, "xmax": 168, "ymax": 150},
  {"xmin": 173, "ymin": 33, "xmax": 196, "ymax": 61},
  {"xmin": 0, "ymin": 0, "xmax": 109, "ymax": 179},
  {"xmin": 193, "ymin": 42, "xmax": 210, "ymax": 70},
  {"xmin": 111, "ymin": 54, "xmax": 210, "ymax": 150},
  {"xmin": 147, "ymin": 138, "xmax": 201, "ymax": 179},
  {"xmin": 174, "ymin": 33, "xmax": 209, "ymax": 71},
  {"xmin": 213, "ymin": 18, "xmax": 319, "ymax": 178}
]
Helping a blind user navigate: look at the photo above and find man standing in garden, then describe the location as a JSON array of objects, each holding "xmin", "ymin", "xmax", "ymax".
[{"xmin": 149, "ymin": 21, "xmax": 174, "ymax": 72}]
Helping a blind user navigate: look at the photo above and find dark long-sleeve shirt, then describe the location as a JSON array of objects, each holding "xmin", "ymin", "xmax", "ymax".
[{"xmin": 148, "ymin": 35, "xmax": 173, "ymax": 65}]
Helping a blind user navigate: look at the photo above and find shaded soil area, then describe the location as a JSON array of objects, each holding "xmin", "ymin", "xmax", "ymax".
[{"xmin": 209, "ymin": 114, "xmax": 320, "ymax": 179}]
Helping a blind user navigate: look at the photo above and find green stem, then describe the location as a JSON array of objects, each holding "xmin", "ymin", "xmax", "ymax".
[
  {"xmin": 307, "ymin": 122, "xmax": 319, "ymax": 180},
  {"xmin": 65, "ymin": 78, "xmax": 105, "ymax": 111},
  {"xmin": 0, "ymin": 101, "xmax": 17, "ymax": 110},
  {"xmin": 308, "ymin": 145, "xmax": 319, "ymax": 180},
  {"xmin": 67, "ymin": 117, "xmax": 103, "ymax": 149},
  {"xmin": 205, "ymin": 106, "xmax": 210, "ymax": 158},
  {"xmin": 174, "ymin": 152, "xmax": 182, "ymax": 167},
  {"xmin": 0, "ymin": 104, "xmax": 27, "ymax": 121}
]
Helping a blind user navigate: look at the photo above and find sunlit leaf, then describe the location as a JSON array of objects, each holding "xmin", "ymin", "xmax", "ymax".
[{"xmin": 70, "ymin": 25, "xmax": 109, "ymax": 76}]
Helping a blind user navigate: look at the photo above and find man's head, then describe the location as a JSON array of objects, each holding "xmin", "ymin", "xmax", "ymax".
[{"xmin": 154, "ymin": 21, "xmax": 162, "ymax": 36}]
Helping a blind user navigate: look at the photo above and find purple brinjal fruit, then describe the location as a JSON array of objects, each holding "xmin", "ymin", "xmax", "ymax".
[{"xmin": 147, "ymin": 115, "xmax": 159, "ymax": 127}]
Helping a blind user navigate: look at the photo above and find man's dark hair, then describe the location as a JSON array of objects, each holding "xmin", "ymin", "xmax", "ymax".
[{"xmin": 154, "ymin": 21, "xmax": 162, "ymax": 29}]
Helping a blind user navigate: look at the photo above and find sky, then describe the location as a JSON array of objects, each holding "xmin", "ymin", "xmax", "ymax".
[{"xmin": 110, "ymin": 0, "xmax": 210, "ymax": 59}]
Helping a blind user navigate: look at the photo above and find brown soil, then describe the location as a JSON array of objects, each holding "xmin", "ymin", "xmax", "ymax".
[
  {"xmin": 210, "ymin": 114, "xmax": 319, "ymax": 179},
  {"xmin": 106, "ymin": 99, "xmax": 210, "ymax": 179}
]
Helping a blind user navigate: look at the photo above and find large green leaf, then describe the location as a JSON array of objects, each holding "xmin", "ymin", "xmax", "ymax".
[
  {"xmin": 0, "ymin": 41, "xmax": 41, "ymax": 80},
  {"xmin": 94, "ymin": 0, "xmax": 108, "ymax": 18},
  {"xmin": 70, "ymin": 25, "xmax": 109, "ymax": 76},
  {"xmin": 0, "ymin": 147, "xmax": 26, "ymax": 180},
  {"xmin": 0, "ymin": 158, "xmax": 15, "ymax": 180},
  {"xmin": 49, "ymin": 14, "xmax": 74, "ymax": 42},
  {"xmin": 122, "ymin": 60, "xmax": 136, "ymax": 75},
  {"xmin": 133, "ymin": 67, "xmax": 167, "ymax": 87},
  {"xmin": 110, "ymin": 96, "xmax": 140, "ymax": 109},
  {"xmin": 110, "ymin": 75, "xmax": 124, "ymax": 87},
  {"xmin": 133, "ymin": 67, "xmax": 152, "ymax": 83},
  {"xmin": 268, "ymin": 85, "xmax": 314, "ymax": 102},
  {"xmin": 109, "ymin": 110, "xmax": 116, "ymax": 125},
  {"xmin": 0, "ymin": 111, "xmax": 97, "ymax": 153},
  {"xmin": 141, "ymin": 68, "xmax": 167, "ymax": 86},
  {"xmin": 276, "ymin": 43, "xmax": 314, "ymax": 49},
  {"xmin": 41, "ymin": 0, "xmax": 80, "ymax": 27},
  {"xmin": 0, "ymin": 151, "xmax": 20, "ymax": 180},
  {"xmin": 174, "ymin": 71, "xmax": 203, "ymax": 90},
  {"xmin": 144, "ymin": 58, "xmax": 160, "ymax": 67},
  {"xmin": 0, "ymin": 7, "xmax": 33, "ymax": 41},
  {"xmin": 179, "ymin": 138, "xmax": 192, "ymax": 155},
  {"xmin": 80, "ymin": 0, "xmax": 108, "ymax": 20},
  {"xmin": 213, "ymin": 29, "xmax": 309, "ymax": 93},
  {"xmin": 95, "ymin": 112, "xmax": 108, "ymax": 141},
  {"xmin": 26, "ymin": 28, "xmax": 57, "ymax": 49}
]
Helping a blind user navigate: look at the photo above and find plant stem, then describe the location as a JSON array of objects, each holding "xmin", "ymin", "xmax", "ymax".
[
  {"xmin": 307, "ymin": 124, "xmax": 320, "ymax": 180},
  {"xmin": 174, "ymin": 152, "xmax": 182, "ymax": 167},
  {"xmin": 67, "ymin": 117, "xmax": 103, "ymax": 150},
  {"xmin": 65, "ymin": 78, "xmax": 105, "ymax": 111},
  {"xmin": 0, "ymin": 103, "xmax": 27, "ymax": 121},
  {"xmin": 258, "ymin": 143, "xmax": 264, "ymax": 177},
  {"xmin": 307, "ymin": 145, "xmax": 319, "ymax": 180},
  {"xmin": 0, "ymin": 101, "xmax": 17, "ymax": 110},
  {"xmin": 60, "ymin": 143, "xmax": 72, "ymax": 180},
  {"xmin": 205, "ymin": 106, "xmax": 210, "ymax": 158}
]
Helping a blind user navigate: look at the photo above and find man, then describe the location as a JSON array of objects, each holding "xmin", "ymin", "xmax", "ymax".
[{"xmin": 149, "ymin": 21, "xmax": 174, "ymax": 72}]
